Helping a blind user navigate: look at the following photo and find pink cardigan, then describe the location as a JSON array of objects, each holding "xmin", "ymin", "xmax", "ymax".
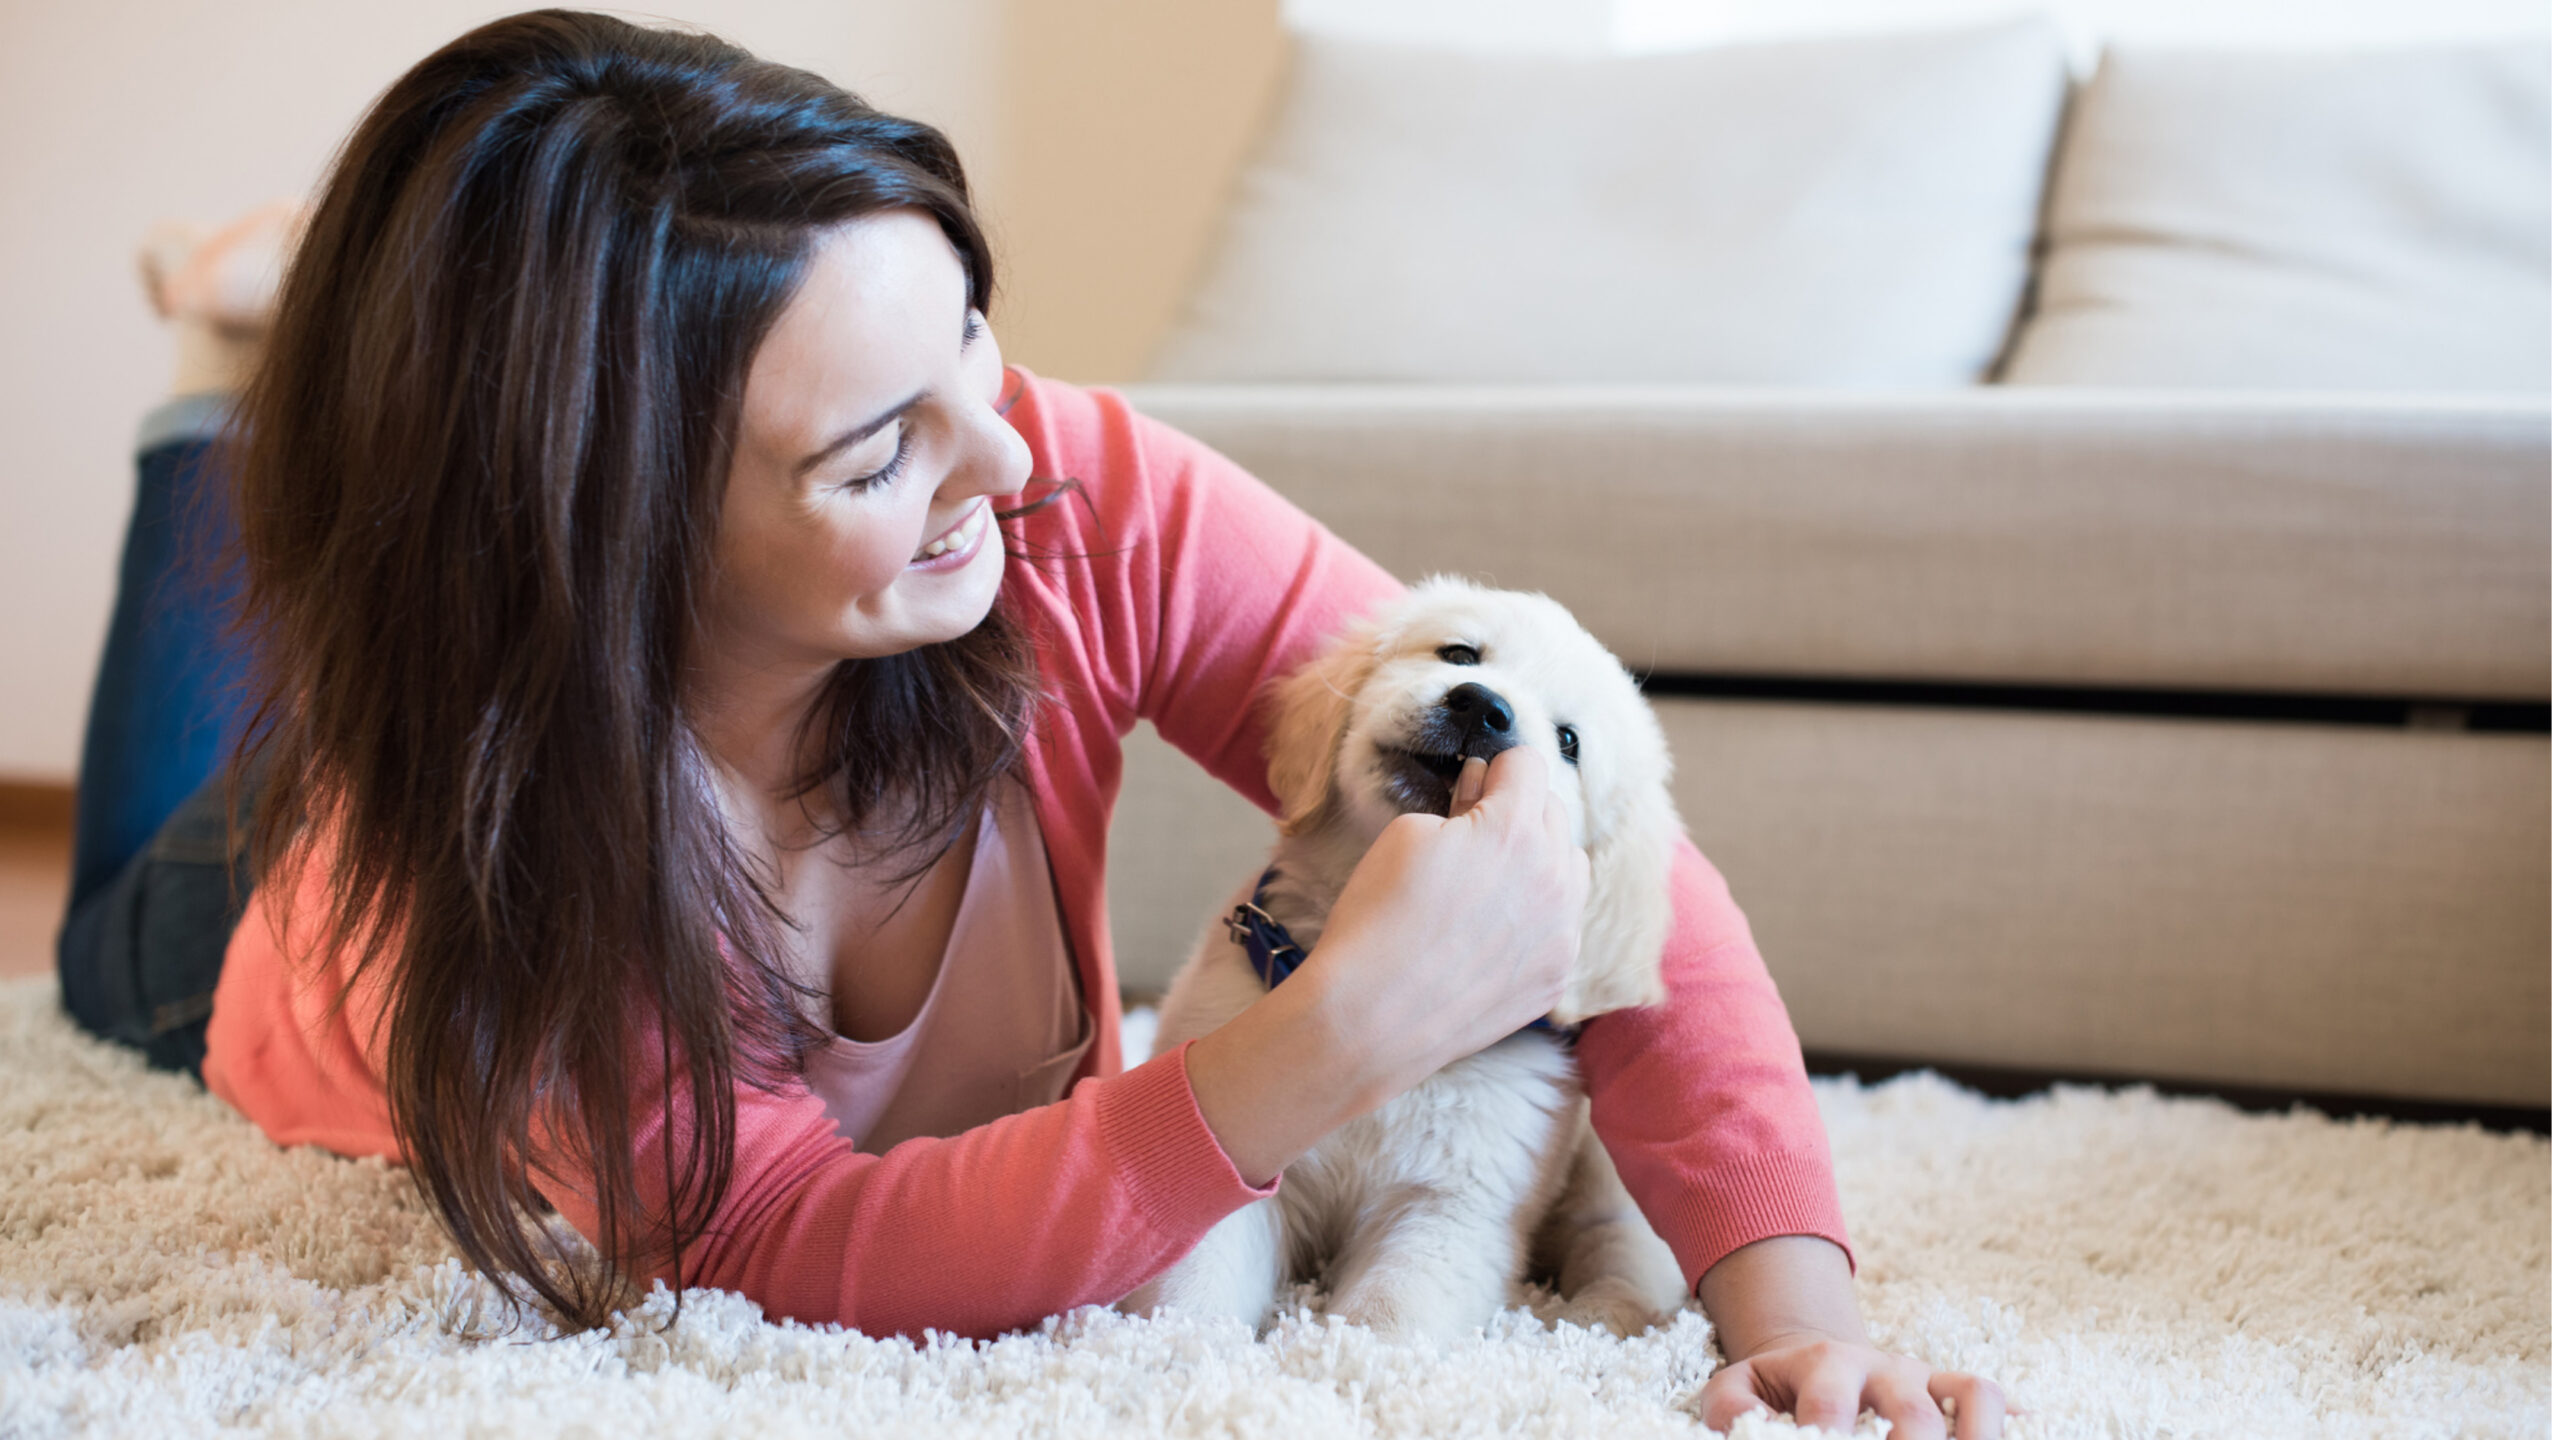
[{"xmin": 203, "ymin": 371, "xmax": 1849, "ymax": 1339}]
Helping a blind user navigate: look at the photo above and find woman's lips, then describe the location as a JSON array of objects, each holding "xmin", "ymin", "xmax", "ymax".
[{"xmin": 908, "ymin": 499, "xmax": 989, "ymax": 570}]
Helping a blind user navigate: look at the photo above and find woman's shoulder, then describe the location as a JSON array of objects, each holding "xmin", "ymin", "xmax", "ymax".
[
  {"xmin": 1000, "ymin": 367, "xmax": 1141, "ymax": 467},
  {"xmin": 992, "ymin": 365, "xmax": 1400, "ymax": 741},
  {"xmin": 992, "ymin": 369, "xmax": 1190, "ymax": 624},
  {"xmin": 998, "ymin": 368, "xmax": 1249, "ymax": 534},
  {"xmin": 998, "ymin": 367, "xmax": 1339, "ymax": 574}
]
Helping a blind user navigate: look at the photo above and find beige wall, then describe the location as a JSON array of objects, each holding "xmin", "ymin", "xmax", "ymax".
[
  {"xmin": 0, "ymin": 0, "xmax": 1279, "ymax": 781},
  {"xmin": 987, "ymin": 0, "xmax": 1286, "ymax": 383}
]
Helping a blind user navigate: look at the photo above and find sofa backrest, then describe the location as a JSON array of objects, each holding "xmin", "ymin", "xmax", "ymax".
[
  {"xmin": 1153, "ymin": 20, "xmax": 2070, "ymax": 387},
  {"xmin": 1155, "ymin": 18, "xmax": 2553, "ymax": 393},
  {"xmin": 1997, "ymin": 41, "xmax": 2551, "ymax": 395}
]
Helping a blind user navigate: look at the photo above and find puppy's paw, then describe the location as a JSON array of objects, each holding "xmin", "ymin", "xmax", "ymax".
[
  {"xmin": 1555, "ymin": 1277, "xmax": 1672, "ymax": 1338},
  {"xmin": 1326, "ymin": 1289, "xmax": 1436, "ymax": 1343},
  {"xmin": 1327, "ymin": 1281, "xmax": 1503, "ymax": 1345}
]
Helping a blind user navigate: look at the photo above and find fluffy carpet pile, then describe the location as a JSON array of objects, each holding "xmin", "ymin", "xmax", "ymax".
[{"xmin": 0, "ymin": 975, "xmax": 2546, "ymax": 1438}]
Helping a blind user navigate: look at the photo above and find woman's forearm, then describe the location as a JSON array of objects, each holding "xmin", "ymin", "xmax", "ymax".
[
  {"xmin": 1183, "ymin": 974, "xmax": 1386, "ymax": 1188},
  {"xmin": 1695, "ymin": 1234, "xmax": 1869, "ymax": 1359}
]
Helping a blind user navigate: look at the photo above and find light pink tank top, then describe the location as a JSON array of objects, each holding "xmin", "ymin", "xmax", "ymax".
[{"xmin": 801, "ymin": 780, "xmax": 1094, "ymax": 1154}]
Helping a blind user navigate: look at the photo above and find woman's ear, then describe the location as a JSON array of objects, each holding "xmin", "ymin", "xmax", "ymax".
[
  {"xmin": 1262, "ymin": 623, "xmax": 1379, "ymax": 836},
  {"xmin": 1555, "ymin": 779, "xmax": 1676, "ymax": 1025}
]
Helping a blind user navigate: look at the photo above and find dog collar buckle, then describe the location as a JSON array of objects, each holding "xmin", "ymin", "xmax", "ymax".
[{"xmin": 1227, "ymin": 873, "xmax": 1310, "ymax": 989}]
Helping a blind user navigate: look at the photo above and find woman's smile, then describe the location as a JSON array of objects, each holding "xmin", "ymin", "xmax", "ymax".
[{"xmin": 911, "ymin": 498, "xmax": 992, "ymax": 568}]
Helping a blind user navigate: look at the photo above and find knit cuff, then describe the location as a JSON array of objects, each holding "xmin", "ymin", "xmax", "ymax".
[
  {"xmin": 1093, "ymin": 1039, "xmax": 1281, "ymax": 1243},
  {"xmin": 1651, "ymin": 1146, "xmax": 1857, "ymax": 1293}
]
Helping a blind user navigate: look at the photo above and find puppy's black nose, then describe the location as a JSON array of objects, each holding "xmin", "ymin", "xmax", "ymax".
[{"xmin": 1442, "ymin": 682, "xmax": 1514, "ymax": 742}]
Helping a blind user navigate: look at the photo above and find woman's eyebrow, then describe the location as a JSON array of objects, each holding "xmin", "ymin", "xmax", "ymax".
[{"xmin": 793, "ymin": 387, "xmax": 927, "ymax": 479}]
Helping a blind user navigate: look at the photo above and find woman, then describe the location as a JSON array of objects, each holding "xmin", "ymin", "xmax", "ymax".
[{"xmin": 59, "ymin": 11, "xmax": 2002, "ymax": 1435}]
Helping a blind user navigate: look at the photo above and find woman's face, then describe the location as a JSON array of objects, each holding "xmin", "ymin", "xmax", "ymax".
[{"xmin": 704, "ymin": 210, "xmax": 1031, "ymax": 677}]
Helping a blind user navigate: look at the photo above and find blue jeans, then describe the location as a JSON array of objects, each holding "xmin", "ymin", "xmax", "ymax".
[{"xmin": 56, "ymin": 396, "xmax": 257, "ymax": 1079}]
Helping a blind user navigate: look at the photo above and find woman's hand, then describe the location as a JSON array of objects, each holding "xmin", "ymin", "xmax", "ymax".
[
  {"xmin": 1184, "ymin": 746, "xmax": 1589, "ymax": 1185},
  {"xmin": 1300, "ymin": 746, "xmax": 1590, "ymax": 1092},
  {"xmin": 1696, "ymin": 1236, "xmax": 2007, "ymax": 1439},
  {"xmin": 1702, "ymin": 1335, "xmax": 2006, "ymax": 1440}
]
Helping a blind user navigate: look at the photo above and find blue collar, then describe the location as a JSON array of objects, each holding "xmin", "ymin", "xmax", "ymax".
[
  {"xmin": 1225, "ymin": 869, "xmax": 1315, "ymax": 989},
  {"xmin": 1226, "ymin": 869, "xmax": 1572, "ymax": 1040}
]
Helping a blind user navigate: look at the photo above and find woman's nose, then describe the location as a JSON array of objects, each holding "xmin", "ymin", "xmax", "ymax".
[{"xmin": 948, "ymin": 389, "xmax": 1033, "ymax": 503}]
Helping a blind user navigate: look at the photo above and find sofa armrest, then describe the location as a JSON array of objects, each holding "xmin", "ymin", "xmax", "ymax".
[{"xmin": 1119, "ymin": 385, "xmax": 2551, "ymax": 701}]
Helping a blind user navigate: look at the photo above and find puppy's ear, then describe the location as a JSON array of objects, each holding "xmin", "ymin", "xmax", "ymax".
[
  {"xmin": 1555, "ymin": 777, "xmax": 1676, "ymax": 1025},
  {"xmin": 1263, "ymin": 623, "xmax": 1379, "ymax": 836}
]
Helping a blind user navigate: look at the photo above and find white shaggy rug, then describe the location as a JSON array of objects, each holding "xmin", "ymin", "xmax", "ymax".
[{"xmin": 0, "ymin": 975, "xmax": 2546, "ymax": 1439}]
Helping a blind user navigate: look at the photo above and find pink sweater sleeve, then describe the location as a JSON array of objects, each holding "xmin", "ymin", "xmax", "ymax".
[
  {"xmin": 537, "ymin": 1037, "xmax": 1275, "ymax": 1339},
  {"xmin": 1024, "ymin": 378, "xmax": 1851, "ymax": 1289},
  {"xmin": 1579, "ymin": 845, "xmax": 1853, "ymax": 1287}
]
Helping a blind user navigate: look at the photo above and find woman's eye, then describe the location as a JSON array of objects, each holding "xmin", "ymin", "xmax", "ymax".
[
  {"xmin": 842, "ymin": 427, "xmax": 915, "ymax": 493},
  {"xmin": 1436, "ymin": 643, "xmax": 1480, "ymax": 666},
  {"xmin": 1556, "ymin": 724, "xmax": 1580, "ymax": 765}
]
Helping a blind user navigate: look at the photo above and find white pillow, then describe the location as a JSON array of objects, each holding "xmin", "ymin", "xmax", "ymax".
[
  {"xmin": 1151, "ymin": 21, "xmax": 2070, "ymax": 386},
  {"xmin": 1998, "ymin": 41, "xmax": 2552, "ymax": 393}
]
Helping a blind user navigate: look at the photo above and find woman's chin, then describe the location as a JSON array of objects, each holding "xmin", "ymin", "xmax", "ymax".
[
  {"xmin": 877, "ymin": 541, "xmax": 1006, "ymax": 653},
  {"xmin": 946, "ymin": 534, "xmax": 1007, "ymax": 627}
]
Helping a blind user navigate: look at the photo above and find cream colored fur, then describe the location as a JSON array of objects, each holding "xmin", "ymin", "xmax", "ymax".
[{"xmin": 1125, "ymin": 579, "xmax": 1688, "ymax": 1342}]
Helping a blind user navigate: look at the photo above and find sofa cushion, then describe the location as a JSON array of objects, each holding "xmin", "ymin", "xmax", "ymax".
[
  {"xmin": 2000, "ymin": 41, "xmax": 2552, "ymax": 393},
  {"xmin": 1150, "ymin": 21, "xmax": 2068, "ymax": 386}
]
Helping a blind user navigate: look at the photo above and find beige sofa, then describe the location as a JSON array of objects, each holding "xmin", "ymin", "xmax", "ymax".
[
  {"xmin": 1103, "ymin": 389, "xmax": 2548, "ymax": 1108},
  {"xmin": 1094, "ymin": 23, "xmax": 2552, "ymax": 1110}
]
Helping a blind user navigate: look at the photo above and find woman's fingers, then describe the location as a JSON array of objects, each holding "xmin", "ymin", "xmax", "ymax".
[
  {"xmin": 1474, "ymin": 748, "xmax": 1580, "ymax": 876},
  {"xmin": 1873, "ymin": 1372, "xmax": 1952, "ymax": 1440},
  {"xmin": 1474, "ymin": 743, "xmax": 1548, "ymax": 814},
  {"xmin": 1447, "ymin": 756, "xmax": 1488, "ymax": 815},
  {"xmin": 1929, "ymin": 1372, "xmax": 2008, "ymax": 1440},
  {"xmin": 1699, "ymin": 1344, "xmax": 1995, "ymax": 1440},
  {"xmin": 1696, "ymin": 1361, "xmax": 1777, "ymax": 1431},
  {"xmin": 1696, "ymin": 1353, "xmax": 1868, "ymax": 1434},
  {"xmin": 1787, "ymin": 1349, "xmax": 1870, "ymax": 1434},
  {"xmin": 1478, "ymin": 746, "xmax": 1582, "ymax": 990}
]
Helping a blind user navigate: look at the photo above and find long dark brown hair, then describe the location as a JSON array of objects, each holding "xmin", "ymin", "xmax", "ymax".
[{"xmin": 231, "ymin": 9, "xmax": 1038, "ymax": 1329}]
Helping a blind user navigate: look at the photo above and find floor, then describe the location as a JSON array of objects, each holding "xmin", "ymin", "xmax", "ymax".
[{"xmin": 0, "ymin": 823, "xmax": 70, "ymax": 979}]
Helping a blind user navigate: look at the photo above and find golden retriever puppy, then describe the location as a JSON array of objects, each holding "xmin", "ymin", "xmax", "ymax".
[{"xmin": 1124, "ymin": 578, "xmax": 1689, "ymax": 1342}]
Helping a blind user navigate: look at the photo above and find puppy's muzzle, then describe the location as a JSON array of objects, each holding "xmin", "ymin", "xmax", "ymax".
[
  {"xmin": 1438, "ymin": 682, "xmax": 1520, "ymax": 763},
  {"xmin": 1376, "ymin": 682, "xmax": 1525, "ymax": 816}
]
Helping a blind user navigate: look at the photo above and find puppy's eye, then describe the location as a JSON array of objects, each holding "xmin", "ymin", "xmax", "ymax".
[
  {"xmin": 1436, "ymin": 644, "xmax": 1481, "ymax": 666},
  {"xmin": 1556, "ymin": 724, "xmax": 1580, "ymax": 765}
]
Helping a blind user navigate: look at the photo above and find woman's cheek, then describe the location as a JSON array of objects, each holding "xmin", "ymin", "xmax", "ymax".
[{"xmin": 838, "ymin": 491, "xmax": 936, "ymax": 598}]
